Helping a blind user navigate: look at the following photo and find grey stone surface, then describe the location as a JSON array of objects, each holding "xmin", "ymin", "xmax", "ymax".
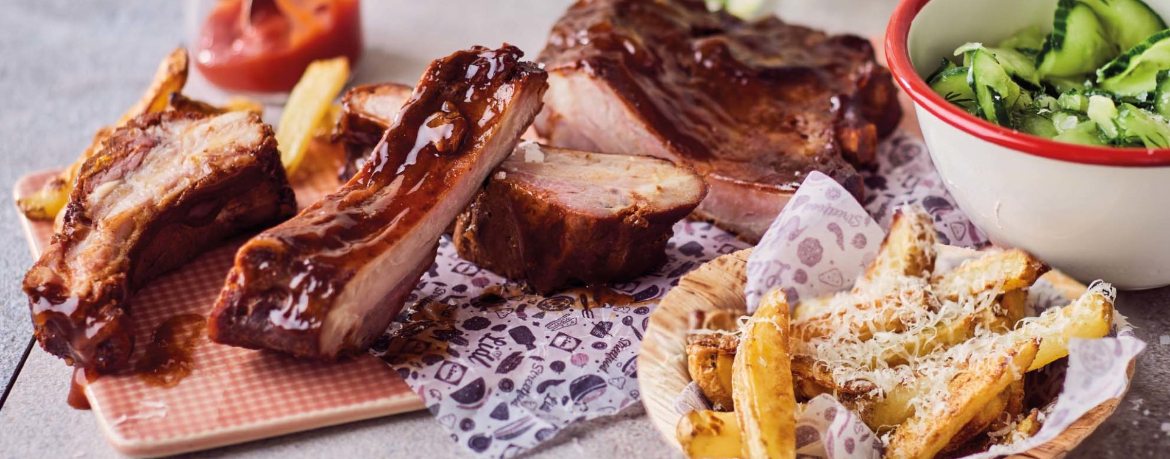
[{"xmin": 1, "ymin": 0, "xmax": 1167, "ymax": 458}]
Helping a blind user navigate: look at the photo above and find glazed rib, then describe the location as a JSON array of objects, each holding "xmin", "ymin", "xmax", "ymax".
[
  {"xmin": 453, "ymin": 142, "xmax": 706, "ymax": 293},
  {"xmin": 333, "ymin": 83, "xmax": 414, "ymax": 179},
  {"xmin": 536, "ymin": 0, "xmax": 901, "ymax": 242},
  {"xmin": 210, "ymin": 45, "xmax": 548, "ymax": 359},
  {"xmin": 23, "ymin": 111, "xmax": 296, "ymax": 372}
]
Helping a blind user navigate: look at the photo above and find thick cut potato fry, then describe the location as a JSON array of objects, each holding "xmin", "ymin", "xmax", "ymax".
[
  {"xmin": 932, "ymin": 249, "xmax": 1048, "ymax": 301},
  {"xmin": 792, "ymin": 293, "xmax": 834, "ymax": 322},
  {"xmin": 17, "ymin": 47, "xmax": 188, "ymax": 220},
  {"xmin": 677, "ymin": 410, "xmax": 743, "ymax": 459},
  {"xmin": 791, "ymin": 354, "xmax": 876, "ymax": 399},
  {"xmin": 885, "ymin": 338, "xmax": 1039, "ymax": 459},
  {"xmin": 1014, "ymin": 288, "xmax": 1114, "ymax": 371},
  {"xmin": 1005, "ymin": 408, "xmax": 1043, "ymax": 442},
  {"xmin": 793, "ymin": 288, "xmax": 939, "ymax": 342},
  {"xmin": 687, "ymin": 332, "xmax": 738, "ymax": 410},
  {"xmin": 853, "ymin": 208, "xmax": 937, "ymax": 293},
  {"xmin": 939, "ymin": 384, "xmax": 1011, "ymax": 455},
  {"xmin": 277, "ymin": 57, "xmax": 350, "ymax": 174},
  {"xmin": 851, "ymin": 376, "xmax": 927, "ymax": 431},
  {"xmin": 224, "ymin": 96, "xmax": 265, "ymax": 116},
  {"xmin": 876, "ymin": 315, "xmax": 977, "ymax": 367},
  {"xmin": 733, "ymin": 289, "xmax": 796, "ymax": 459}
]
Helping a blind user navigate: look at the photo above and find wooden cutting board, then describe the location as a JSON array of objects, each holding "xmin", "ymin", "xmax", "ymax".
[
  {"xmin": 13, "ymin": 148, "xmax": 426, "ymax": 458},
  {"xmin": 637, "ymin": 248, "xmax": 1127, "ymax": 459}
]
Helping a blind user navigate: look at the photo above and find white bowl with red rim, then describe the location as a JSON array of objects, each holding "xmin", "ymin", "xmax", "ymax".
[{"xmin": 885, "ymin": 0, "xmax": 1170, "ymax": 289}]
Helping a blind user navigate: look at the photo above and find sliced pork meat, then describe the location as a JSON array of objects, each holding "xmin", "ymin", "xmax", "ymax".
[
  {"xmin": 536, "ymin": 0, "xmax": 901, "ymax": 242},
  {"xmin": 453, "ymin": 142, "xmax": 706, "ymax": 293},
  {"xmin": 23, "ymin": 111, "xmax": 296, "ymax": 372},
  {"xmin": 333, "ymin": 83, "xmax": 414, "ymax": 179},
  {"xmin": 209, "ymin": 45, "xmax": 548, "ymax": 359}
]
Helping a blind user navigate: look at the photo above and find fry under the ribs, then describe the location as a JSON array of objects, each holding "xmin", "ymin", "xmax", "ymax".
[{"xmin": 17, "ymin": 48, "xmax": 189, "ymax": 221}]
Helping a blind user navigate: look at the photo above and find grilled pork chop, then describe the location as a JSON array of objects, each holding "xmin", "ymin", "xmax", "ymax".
[
  {"xmin": 333, "ymin": 83, "xmax": 413, "ymax": 179},
  {"xmin": 453, "ymin": 142, "xmax": 706, "ymax": 293},
  {"xmin": 209, "ymin": 45, "xmax": 548, "ymax": 359},
  {"xmin": 536, "ymin": 0, "xmax": 902, "ymax": 242},
  {"xmin": 23, "ymin": 111, "xmax": 296, "ymax": 372}
]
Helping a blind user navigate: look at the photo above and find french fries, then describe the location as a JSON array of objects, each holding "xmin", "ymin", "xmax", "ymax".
[
  {"xmin": 17, "ymin": 48, "xmax": 189, "ymax": 220},
  {"xmin": 1015, "ymin": 287, "xmax": 1114, "ymax": 371},
  {"xmin": 277, "ymin": 57, "xmax": 350, "ymax": 174},
  {"xmin": 932, "ymin": 249, "xmax": 1048, "ymax": 301},
  {"xmin": 732, "ymin": 289, "xmax": 796, "ymax": 459},
  {"xmin": 853, "ymin": 208, "xmax": 938, "ymax": 293},
  {"xmin": 680, "ymin": 207, "xmax": 1112, "ymax": 458},
  {"xmin": 885, "ymin": 339, "xmax": 1039, "ymax": 459},
  {"xmin": 686, "ymin": 332, "xmax": 738, "ymax": 410},
  {"xmin": 676, "ymin": 410, "xmax": 743, "ymax": 459}
]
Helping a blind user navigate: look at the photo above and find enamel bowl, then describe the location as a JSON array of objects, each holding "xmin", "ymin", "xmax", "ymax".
[{"xmin": 886, "ymin": 0, "xmax": 1170, "ymax": 289}]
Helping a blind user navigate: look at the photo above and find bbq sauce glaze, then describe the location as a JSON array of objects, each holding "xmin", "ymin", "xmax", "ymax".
[
  {"xmin": 210, "ymin": 45, "xmax": 548, "ymax": 357},
  {"xmin": 23, "ymin": 111, "xmax": 295, "ymax": 378},
  {"xmin": 537, "ymin": 0, "xmax": 901, "ymax": 191},
  {"xmin": 67, "ymin": 314, "xmax": 207, "ymax": 410}
]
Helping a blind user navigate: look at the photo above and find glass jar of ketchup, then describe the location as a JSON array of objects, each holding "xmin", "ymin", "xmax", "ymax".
[{"xmin": 191, "ymin": 0, "xmax": 362, "ymax": 94}]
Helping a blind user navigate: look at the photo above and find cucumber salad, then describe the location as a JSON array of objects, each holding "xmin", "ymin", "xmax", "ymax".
[{"xmin": 929, "ymin": 0, "xmax": 1170, "ymax": 148}]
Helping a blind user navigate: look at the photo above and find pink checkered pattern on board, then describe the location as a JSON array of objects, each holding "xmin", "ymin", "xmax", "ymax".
[{"xmin": 15, "ymin": 169, "xmax": 423, "ymax": 457}]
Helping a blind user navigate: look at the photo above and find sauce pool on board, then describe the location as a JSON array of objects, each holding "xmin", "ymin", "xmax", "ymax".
[{"xmin": 194, "ymin": 0, "xmax": 363, "ymax": 93}]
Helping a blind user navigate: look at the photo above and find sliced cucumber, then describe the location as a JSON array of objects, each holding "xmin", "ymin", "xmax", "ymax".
[
  {"xmin": 1155, "ymin": 70, "xmax": 1170, "ymax": 117},
  {"xmin": 991, "ymin": 47, "xmax": 1042, "ymax": 88},
  {"xmin": 1015, "ymin": 109, "xmax": 1059, "ymax": 138},
  {"xmin": 1046, "ymin": 75, "xmax": 1093, "ymax": 94},
  {"xmin": 1117, "ymin": 102, "xmax": 1170, "ymax": 147},
  {"xmin": 1076, "ymin": 0, "xmax": 1168, "ymax": 52},
  {"xmin": 1058, "ymin": 90, "xmax": 1090, "ymax": 112},
  {"xmin": 1087, "ymin": 95, "xmax": 1121, "ymax": 139},
  {"xmin": 1037, "ymin": 0, "xmax": 1116, "ymax": 78},
  {"xmin": 930, "ymin": 66, "xmax": 977, "ymax": 113},
  {"xmin": 969, "ymin": 49, "xmax": 1019, "ymax": 125},
  {"xmin": 1053, "ymin": 121, "xmax": 1108, "ymax": 145},
  {"xmin": 998, "ymin": 25, "xmax": 1047, "ymax": 53},
  {"xmin": 1033, "ymin": 93, "xmax": 1060, "ymax": 111},
  {"xmin": 927, "ymin": 58, "xmax": 959, "ymax": 82},
  {"xmin": 1053, "ymin": 110, "xmax": 1089, "ymax": 132},
  {"xmin": 1097, "ymin": 30, "xmax": 1170, "ymax": 96}
]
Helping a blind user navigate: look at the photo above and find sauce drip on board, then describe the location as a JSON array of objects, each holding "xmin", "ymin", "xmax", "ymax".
[
  {"xmin": 195, "ymin": 0, "xmax": 363, "ymax": 92},
  {"xmin": 67, "ymin": 367, "xmax": 98, "ymax": 410},
  {"xmin": 136, "ymin": 314, "xmax": 207, "ymax": 388},
  {"xmin": 64, "ymin": 315, "xmax": 207, "ymax": 409}
]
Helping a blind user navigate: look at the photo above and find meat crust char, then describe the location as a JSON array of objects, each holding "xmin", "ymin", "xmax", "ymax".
[
  {"xmin": 452, "ymin": 143, "xmax": 707, "ymax": 293},
  {"xmin": 333, "ymin": 83, "xmax": 414, "ymax": 180},
  {"xmin": 209, "ymin": 45, "xmax": 548, "ymax": 359},
  {"xmin": 536, "ymin": 0, "xmax": 902, "ymax": 241},
  {"xmin": 23, "ymin": 111, "xmax": 296, "ymax": 372}
]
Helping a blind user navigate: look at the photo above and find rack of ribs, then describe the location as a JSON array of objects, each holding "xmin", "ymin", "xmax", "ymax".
[
  {"xmin": 333, "ymin": 83, "xmax": 413, "ymax": 180},
  {"xmin": 209, "ymin": 45, "xmax": 549, "ymax": 359},
  {"xmin": 23, "ymin": 111, "xmax": 296, "ymax": 373},
  {"xmin": 536, "ymin": 0, "xmax": 902, "ymax": 242},
  {"xmin": 452, "ymin": 142, "xmax": 706, "ymax": 293}
]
